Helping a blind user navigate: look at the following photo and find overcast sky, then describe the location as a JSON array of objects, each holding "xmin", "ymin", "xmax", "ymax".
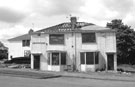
[{"xmin": 0, "ymin": 0, "xmax": 134, "ymax": 45}]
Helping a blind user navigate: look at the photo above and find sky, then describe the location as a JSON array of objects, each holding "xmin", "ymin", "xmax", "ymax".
[{"xmin": 0, "ymin": 0, "xmax": 134, "ymax": 45}]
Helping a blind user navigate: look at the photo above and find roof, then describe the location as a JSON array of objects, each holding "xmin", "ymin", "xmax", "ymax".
[
  {"xmin": 35, "ymin": 22, "xmax": 114, "ymax": 33},
  {"xmin": 8, "ymin": 22, "xmax": 114, "ymax": 41},
  {"xmin": 8, "ymin": 34, "xmax": 31, "ymax": 41},
  {"xmin": 36, "ymin": 22, "xmax": 94, "ymax": 33}
]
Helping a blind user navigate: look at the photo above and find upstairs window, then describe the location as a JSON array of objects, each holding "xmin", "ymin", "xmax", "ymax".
[
  {"xmin": 22, "ymin": 40, "xmax": 30, "ymax": 47},
  {"xmin": 82, "ymin": 33, "xmax": 96, "ymax": 43},
  {"xmin": 49, "ymin": 34, "xmax": 64, "ymax": 45}
]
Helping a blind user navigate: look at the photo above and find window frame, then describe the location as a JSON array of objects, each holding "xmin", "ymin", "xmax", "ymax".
[
  {"xmin": 49, "ymin": 34, "xmax": 65, "ymax": 45},
  {"xmin": 52, "ymin": 53, "xmax": 59, "ymax": 65},
  {"xmin": 22, "ymin": 40, "xmax": 30, "ymax": 47},
  {"xmin": 80, "ymin": 52, "xmax": 99, "ymax": 65},
  {"xmin": 48, "ymin": 52, "xmax": 66, "ymax": 65},
  {"xmin": 80, "ymin": 52, "xmax": 85, "ymax": 64},
  {"xmin": 82, "ymin": 33, "xmax": 96, "ymax": 43},
  {"xmin": 61, "ymin": 52, "xmax": 66, "ymax": 65}
]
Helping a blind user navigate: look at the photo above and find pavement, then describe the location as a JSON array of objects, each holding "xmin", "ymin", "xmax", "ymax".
[{"xmin": 0, "ymin": 68, "xmax": 135, "ymax": 82}]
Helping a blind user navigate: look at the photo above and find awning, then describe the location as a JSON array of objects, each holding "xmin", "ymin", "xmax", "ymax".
[
  {"xmin": 31, "ymin": 52, "xmax": 42, "ymax": 55},
  {"xmin": 106, "ymin": 51, "xmax": 116, "ymax": 54},
  {"xmin": 47, "ymin": 50, "xmax": 67, "ymax": 53},
  {"xmin": 80, "ymin": 50, "xmax": 99, "ymax": 52}
]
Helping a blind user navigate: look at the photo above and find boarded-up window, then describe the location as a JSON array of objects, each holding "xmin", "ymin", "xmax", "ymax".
[
  {"xmin": 52, "ymin": 53, "xmax": 59, "ymax": 65},
  {"xmin": 22, "ymin": 40, "xmax": 30, "ymax": 47},
  {"xmin": 82, "ymin": 33, "xmax": 96, "ymax": 43},
  {"xmin": 49, "ymin": 34, "xmax": 64, "ymax": 44},
  {"xmin": 86, "ymin": 52, "xmax": 94, "ymax": 64},
  {"xmin": 61, "ymin": 53, "xmax": 66, "ymax": 65},
  {"xmin": 80, "ymin": 53, "xmax": 85, "ymax": 64}
]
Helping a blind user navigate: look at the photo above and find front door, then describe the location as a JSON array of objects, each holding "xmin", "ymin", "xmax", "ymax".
[
  {"xmin": 34, "ymin": 55, "xmax": 40, "ymax": 69},
  {"xmin": 107, "ymin": 54, "xmax": 114, "ymax": 70}
]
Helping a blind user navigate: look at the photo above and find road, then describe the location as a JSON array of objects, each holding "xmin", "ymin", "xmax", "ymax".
[{"xmin": 0, "ymin": 75, "xmax": 134, "ymax": 87}]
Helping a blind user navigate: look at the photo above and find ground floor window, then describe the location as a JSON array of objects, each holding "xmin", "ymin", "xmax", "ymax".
[
  {"xmin": 80, "ymin": 52, "xmax": 99, "ymax": 65},
  {"xmin": 52, "ymin": 53, "xmax": 59, "ymax": 65},
  {"xmin": 48, "ymin": 52, "xmax": 66, "ymax": 65}
]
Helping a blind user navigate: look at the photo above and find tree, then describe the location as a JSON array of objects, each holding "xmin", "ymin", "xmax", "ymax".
[
  {"xmin": 107, "ymin": 19, "xmax": 135, "ymax": 65},
  {"xmin": 0, "ymin": 41, "xmax": 8, "ymax": 60}
]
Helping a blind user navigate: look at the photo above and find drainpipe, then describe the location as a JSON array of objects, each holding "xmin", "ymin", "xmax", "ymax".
[{"xmin": 70, "ymin": 17, "xmax": 77, "ymax": 71}]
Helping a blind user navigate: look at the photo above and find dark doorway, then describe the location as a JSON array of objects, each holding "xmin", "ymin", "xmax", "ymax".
[
  {"xmin": 107, "ymin": 54, "xmax": 114, "ymax": 70},
  {"xmin": 34, "ymin": 55, "xmax": 40, "ymax": 69}
]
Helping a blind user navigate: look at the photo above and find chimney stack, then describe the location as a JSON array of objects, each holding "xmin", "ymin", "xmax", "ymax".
[
  {"xmin": 28, "ymin": 29, "xmax": 34, "ymax": 34},
  {"xmin": 70, "ymin": 17, "xmax": 77, "ymax": 30}
]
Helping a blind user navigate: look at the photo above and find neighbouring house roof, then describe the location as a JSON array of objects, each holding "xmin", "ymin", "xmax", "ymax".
[
  {"xmin": 8, "ymin": 34, "xmax": 31, "ymax": 41},
  {"xmin": 8, "ymin": 22, "xmax": 114, "ymax": 41}
]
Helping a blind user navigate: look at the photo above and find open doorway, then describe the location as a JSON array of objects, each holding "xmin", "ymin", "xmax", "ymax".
[
  {"xmin": 33, "ymin": 55, "xmax": 40, "ymax": 69},
  {"xmin": 107, "ymin": 54, "xmax": 114, "ymax": 70}
]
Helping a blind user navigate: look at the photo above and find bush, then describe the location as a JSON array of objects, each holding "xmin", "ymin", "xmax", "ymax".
[
  {"xmin": 0, "ymin": 53, "xmax": 8, "ymax": 60},
  {"xmin": 4, "ymin": 57, "xmax": 30, "ymax": 64}
]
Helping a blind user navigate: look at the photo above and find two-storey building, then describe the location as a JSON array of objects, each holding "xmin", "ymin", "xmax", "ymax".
[
  {"xmin": 30, "ymin": 17, "xmax": 117, "ymax": 72},
  {"xmin": 8, "ymin": 34, "xmax": 31, "ymax": 60}
]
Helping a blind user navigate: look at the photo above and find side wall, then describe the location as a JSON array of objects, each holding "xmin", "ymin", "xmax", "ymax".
[{"xmin": 8, "ymin": 41, "xmax": 30, "ymax": 60}]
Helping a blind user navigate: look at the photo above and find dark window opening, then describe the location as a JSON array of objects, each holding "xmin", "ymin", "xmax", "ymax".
[
  {"xmin": 48, "ymin": 53, "xmax": 50, "ymax": 65},
  {"xmin": 22, "ymin": 40, "xmax": 30, "ymax": 47},
  {"xmin": 86, "ymin": 52, "xmax": 94, "ymax": 64},
  {"xmin": 61, "ymin": 53, "xmax": 66, "ymax": 65},
  {"xmin": 49, "ymin": 34, "xmax": 64, "ymax": 44},
  {"xmin": 80, "ymin": 53, "xmax": 85, "ymax": 64},
  {"xmin": 95, "ymin": 52, "xmax": 99, "ymax": 64},
  {"xmin": 82, "ymin": 33, "xmax": 96, "ymax": 43}
]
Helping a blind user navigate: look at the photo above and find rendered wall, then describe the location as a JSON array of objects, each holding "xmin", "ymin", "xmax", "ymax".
[
  {"xmin": 8, "ymin": 41, "xmax": 30, "ymax": 60},
  {"xmin": 31, "ymin": 32, "xmax": 116, "ymax": 71}
]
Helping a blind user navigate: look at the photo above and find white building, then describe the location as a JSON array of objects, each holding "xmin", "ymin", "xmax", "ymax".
[
  {"xmin": 8, "ymin": 34, "xmax": 31, "ymax": 60},
  {"xmin": 30, "ymin": 17, "xmax": 117, "ymax": 72}
]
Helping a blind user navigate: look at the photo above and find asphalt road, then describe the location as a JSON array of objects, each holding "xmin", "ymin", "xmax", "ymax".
[{"xmin": 0, "ymin": 75, "xmax": 134, "ymax": 87}]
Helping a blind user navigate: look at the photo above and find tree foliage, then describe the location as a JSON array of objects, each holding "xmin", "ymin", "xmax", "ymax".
[
  {"xmin": 0, "ymin": 41, "xmax": 8, "ymax": 60},
  {"xmin": 107, "ymin": 19, "xmax": 135, "ymax": 65}
]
